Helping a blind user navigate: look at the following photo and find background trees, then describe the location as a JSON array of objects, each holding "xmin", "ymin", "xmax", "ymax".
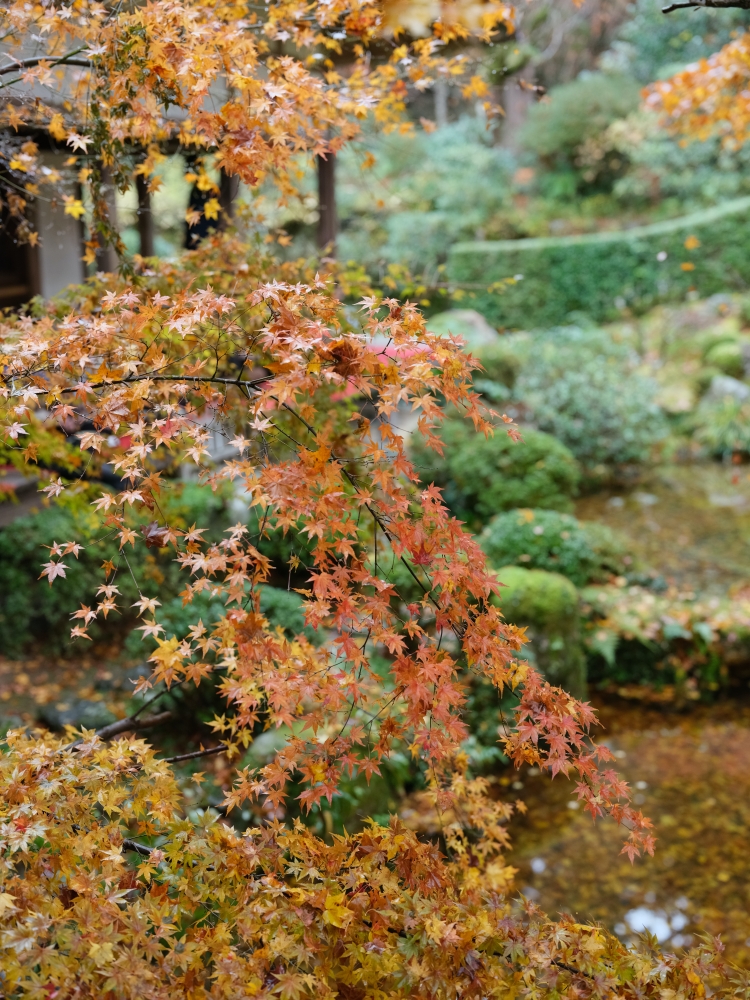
[{"xmin": 3, "ymin": 0, "xmax": 750, "ymax": 995}]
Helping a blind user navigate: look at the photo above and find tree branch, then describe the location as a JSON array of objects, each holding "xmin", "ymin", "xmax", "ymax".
[
  {"xmin": 61, "ymin": 710, "xmax": 173, "ymax": 752},
  {"xmin": 0, "ymin": 47, "xmax": 92, "ymax": 88},
  {"xmin": 94, "ymin": 710, "xmax": 173, "ymax": 741},
  {"xmin": 162, "ymin": 744, "xmax": 227, "ymax": 764},
  {"xmin": 122, "ymin": 838, "xmax": 154, "ymax": 856},
  {"xmin": 663, "ymin": 0, "xmax": 750, "ymax": 11},
  {"xmin": 57, "ymin": 373, "xmax": 267, "ymax": 395}
]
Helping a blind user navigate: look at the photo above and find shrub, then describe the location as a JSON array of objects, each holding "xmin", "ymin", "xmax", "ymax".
[
  {"xmin": 447, "ymin": 196, "xmax": 750, "ymax": 329},
  {"xmin": 0, "ymin": 483, "xmax": 230, "ymax": 658},
  {"xmin": 515, "ymin": 326, "xmax": 666, "ymax": 473},
  {"xmin": 521, "ymin": 73, "xmax": 641, "ymax": 191},
  {"xmin": 581, "ymin": 583, "xmax": 742, "ymax": 696},
  {"xmin": 471, "ymin": 337, "xmax": 527, "ymax": 403},
  {"xmin": 410, "ymin": 416, "xmax": 580, "ymax": 526},
  {"xmin": 693, "ymin": 395, "xmax": 750, "ymax": 458},
  {"xmin": 480, "ymin": 509, "xmax": 625, "ymax": 587},
  {"xmin": 124, "ymin": 583, "xmax": 320, "ymax": 660},
  {"xmin": 491, "ymin": 565, "xmax": 586, "ymax": 697}
]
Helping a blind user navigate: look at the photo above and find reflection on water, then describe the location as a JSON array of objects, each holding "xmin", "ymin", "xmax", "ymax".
[{"xmin": 506, "ymin": 699, "xmax": 750, "ymax": 963}]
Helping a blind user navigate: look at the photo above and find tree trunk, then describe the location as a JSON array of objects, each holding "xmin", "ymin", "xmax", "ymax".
[
  {"xmin": 500, "ymin": 68, "xmax": 535, "ymax": 151},
  {"xmin": 95, "ymin": 165, "xmax": 119, "ymax": 273},
  {"xmin": 219, "ymin": 169, "xmax": 239, "ymax": 224},
  {"xmin": 316, "ymin": 152, "xmax": 336, "ymax": 254},
  {"xmin": 135, "ymin": 173, "xmax": 154, "ymax": 257}
]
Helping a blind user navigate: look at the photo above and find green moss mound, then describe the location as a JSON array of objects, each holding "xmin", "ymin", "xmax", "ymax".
[
  {"xmin": 480, "ymin": 508, "xmax": 626, "ymax": 587},
  {"xmin": 703, "ymin": 339, "xmax": 747, "ymax": 379},
  {"xmin": 492, "ymin": 565, "xmax": 586, "ymax": 698},
  {"xmin": 410, "ymin": 417, "xmax": 580, "ymax": 526}
]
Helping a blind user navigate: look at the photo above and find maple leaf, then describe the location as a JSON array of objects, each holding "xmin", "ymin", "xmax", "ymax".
[
  {"xmin": 141, "ymin": 521, "xmax": 171, "ymax": 548},
  {"xmin": 5, "ymin": 422, "xmax": 28, "ymax": 440},
  {"xmin": 62, "ymin": 195, "xmax": 85, "ymax": 219},
  {"xmin": 133, "ymin": 594, "xmax": 161, "ymax": 616},
  {"xmin": 40, "ymin": 477, "xmax": 65, "ymax": 498},
  {"xmin": 203, "ymin": 197, "xmax": 221, "ymax": 221},
  {"xmin": 136, "ymin": 619, "xmax": 165, "ymax": 639},
  {"xmin": 65, "ymin": 132, "xmax": 90, "ymax": 152},
  {"xmin": 39, "ymin": 560, "xmax": 67, "ymax": 584}
]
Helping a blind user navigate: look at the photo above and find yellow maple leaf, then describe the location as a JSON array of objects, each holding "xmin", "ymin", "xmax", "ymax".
[
  {"xmin": 63, "ymin": 195, "xmax": 85, "ymax": 219},
  {"xmin": 49, "ymin": 114, "xmax": 66, "ymax": 141},
  {"xmin": 0, "ymin": 892, "xmax": 17, "ymax": 916},
  {"xmin": 203, "ymin": 197, "xmax": 221, "ymax": 221},
  {"xmin": 462, "ymin": 74, "xmax": 489, "ymax": 99},
  {"xmin": 323, "ymin": 891, "xmax": 352, "ymax": 928},
  {"xmin": 88, "ymin": 942, "xmax": 115, "ymax": 964}
]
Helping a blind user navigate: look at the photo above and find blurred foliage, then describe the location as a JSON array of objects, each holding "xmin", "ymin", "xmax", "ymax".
[
  {"xmin": 515, "ymin": 326, "xmax": 666, "ymax": 475},
  {"xmin": 521, "ymin": 73, "xmax": 641, "ymax": 193},
  {"xmin": 335, "ymin": 118, "xmax": 515, "ymax": 279},
  {"xmin": 410, "ymin": 415, "xmax": 580, "ymax": 526},
  {"xmin": 480, "ymin": 508, "xmax": 625, "ymax": 586},
  {"xmin": 693, "ymin": 396, "xmax": 750, "ymax": 460},
  {"xmin": 580, "ymin": 583, "xmax": 750, "ymax": 696},
  {"xmin": 604, "ymin": 112, "xmax": 750, "ymax": 211},
  {"xmin": 0, "ymin": 483, "xmax": 229, "ymax": 657},
  {"xmin": 604, "ymin": 0, "xmax": 750, "ymax": 84},
  {"xmin": 447, "ymin": 197, "xmax": 750, "ymax": 329}
]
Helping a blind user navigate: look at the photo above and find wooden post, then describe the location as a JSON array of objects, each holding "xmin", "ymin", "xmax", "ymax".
[
  {"xmin": 316, "ymin": 152, "xmax": 336, "ymax": 254},
  {"xmin": 135, "ymin": 173, "xmax": 154, "ymax": 257}
]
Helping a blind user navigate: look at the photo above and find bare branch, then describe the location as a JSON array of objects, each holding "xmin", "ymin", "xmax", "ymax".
[
  {"xmin": 162, "ymin": 744, "xmax": 227, "ymax": 764},
  {"xmin": 61, "ymin": 710, "xmax": 173, "ymax": 752},
  {"xmin": 94, "ymin": 710, "xmax": 173, "ymax": 741},
  {"xmin": 663, "ymin": 0, "xmax": 750, "ymax": 11},
  {"xmin": 56, "ymin": 374, "xmax": 267, "ymax": 395},
  {"xmin": 122, "ymin": 838, "xmax": 154, "ymax": 856}
]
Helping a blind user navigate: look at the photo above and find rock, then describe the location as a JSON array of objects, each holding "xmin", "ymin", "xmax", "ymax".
[
  {"xmin": 706, "ymin": 374, "xmax": 750, "ymax": 404},
  {"xmin": 426, "ymin": 309, "xmax": 499, "ymax": 348},
  {"xmin": 38, "ymin": 699, "xmax": 117, "ymax": 732},
  {"xmin": 492, "ymin": 565, "xmax": 586, "ymax": 698}
]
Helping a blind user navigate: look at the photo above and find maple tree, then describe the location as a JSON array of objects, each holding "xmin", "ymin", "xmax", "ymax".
[
  {"xmin": 647, "ymin": 0, "xmax": 750, "ymax": 143},
  {"xmin": 0, "ymin": 0, "xmax": 736, "ymax": 996}
]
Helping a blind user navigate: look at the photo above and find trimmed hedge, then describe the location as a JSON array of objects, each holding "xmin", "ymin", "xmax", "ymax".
[{"xmin": 447, "ymin": 197, "xmax": 750, "ymax": 329}]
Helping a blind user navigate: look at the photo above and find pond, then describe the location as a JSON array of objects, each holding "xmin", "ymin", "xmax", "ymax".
[
  {"xmin": 506, "ymin": 697, "xmax": 750, "ymax": 965},
  {"xmin": 576, "ymin": 462, "xmax": 750, "ymax": 595},
  {"xmin": 498, "ymin": 460, "xmax": 750, "ymax": 961}
]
